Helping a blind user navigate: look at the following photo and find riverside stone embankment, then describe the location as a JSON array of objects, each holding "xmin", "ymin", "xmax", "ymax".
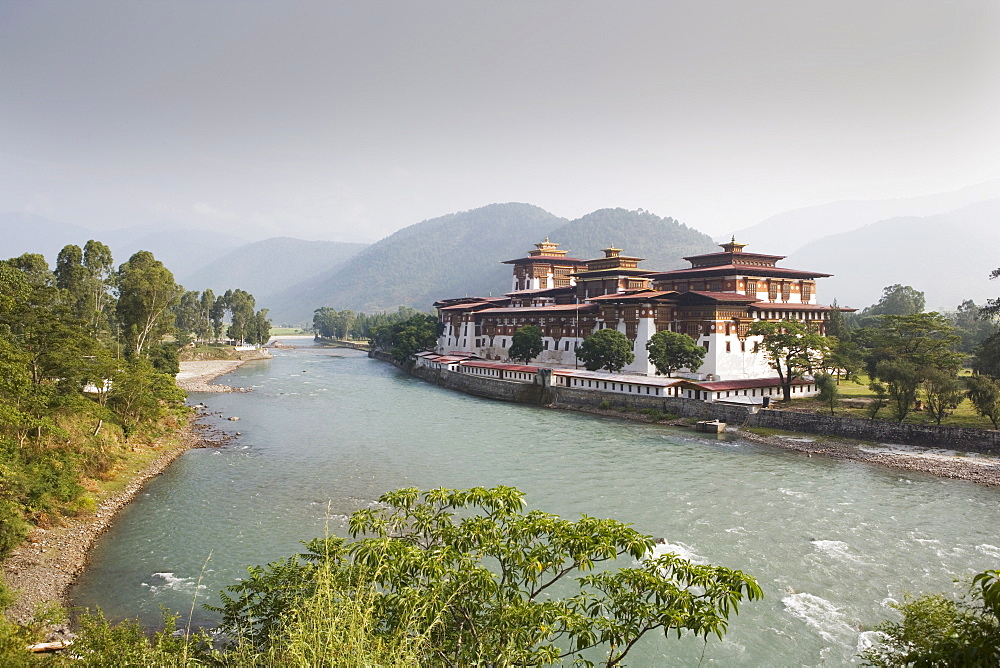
[{"xmin": 378, "ymin": 352, "xmax": 1000, "ymax": 486}]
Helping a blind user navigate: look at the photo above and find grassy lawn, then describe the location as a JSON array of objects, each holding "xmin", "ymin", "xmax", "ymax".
[{"xmin": 270, "ymin": 327, "xmax": 311, "ymax": 336}]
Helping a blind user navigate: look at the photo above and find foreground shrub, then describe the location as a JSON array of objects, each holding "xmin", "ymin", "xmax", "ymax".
[
  {"xmin": 861, "ymin": 569, "xmax": 1000, "ymax": 666},
  {"xmin": 213, "ymin": 485, "xmax": 762, "ymax": 666}
]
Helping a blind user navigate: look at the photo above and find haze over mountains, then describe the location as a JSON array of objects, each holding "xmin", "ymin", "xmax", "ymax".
[
  {"xmin": 3, "ymin": 181, "xmax": 999, "ymax": 323},
  {"xmin": 729, "ymin": 178, "xmax": 1000, "ymax": 256}
]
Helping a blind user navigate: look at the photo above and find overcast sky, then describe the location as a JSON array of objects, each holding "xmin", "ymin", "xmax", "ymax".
[{"xmin": 2, "ymin": 1, "xmax": 999, "ymax": 243}]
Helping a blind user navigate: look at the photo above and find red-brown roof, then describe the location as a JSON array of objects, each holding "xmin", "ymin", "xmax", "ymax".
[
  {"xmin": 438, "ymin": 301, "xmax": 493, "ymax": 311},
  {"xmin": 683, "ymin": 251, "xmax": 787, "ymax": 263},
  {"xmin": 678, "ymin": 291, "xmax": 760, "ymax": 303},
  {"xmin": 680, "ymin": 377, "xmax": 813, "ymax": 391},
  {"xmin": 478, "ymin": 304, "xmax": 599, "ymax": 315},
  {"xmin": 502, "ymin": 256, "xmax": 587, "ymax": 265},
  {"xmin": 586, "ymin": 290, "xmax": 677, "ymax": 302},
  {"xmin": 649, "ymin": 265, "xmax": 832, "ymax": 280}
]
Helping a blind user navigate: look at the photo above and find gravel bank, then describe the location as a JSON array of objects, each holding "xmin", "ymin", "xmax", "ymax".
[
  {"xmin": 551, "ymin": 403, "xmax": 1000, "ymax": 487},
  {"xmin": 736, "ymin": 428, "xmax": 1000, "ymax": 486},
  {"xmin": 175, "ymin": 352, "xmax": 272, "ymax": 393}
]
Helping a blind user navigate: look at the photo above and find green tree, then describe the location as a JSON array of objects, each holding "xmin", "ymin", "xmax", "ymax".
[
  {"xmin": 815, "ymin": 372, "xmax": 838, "ymax": 415},
  {"xmin": 371, "ymin": 313, "xmax": 439, "ymax": 363},
  {"xmin": 861, "ymin": 569, "xmax": 1000, "ymax": 667},
  {"xmin": 966, "ymin": 374, "xmax": 1000, "ymax": 428},
  {"xmin": 116, "ymin": 251, "xmax": 182, "ymax": 356},
  {"xmin": 748, "ymin": 320, "xmax": 829, "ymax": 401},
  {"xmin": 867, "ymin": 379, "xmax": 889, "ymax": 420},
  {"xmin": 211, "ymin": 294, "xmax": 227, "ymax": 342},
  {"xmin": 225, "ymin": 289, "xmax": 256, "ymax": 344},
  {"xmin": 196, "ymin": 289, "xmax": 215, "ymax": 343},
  {"xmin": 922, "ymin": 368, "xmax": 965, "ymax": 425},
  {"xmin": 212, "ymin": 486, "xmax": 762, "ymax": 666},
  {"xmin": 576, "ymin": 328, "xmax": 635, "ymax": 372},
  {"xmin": 508, "ymin": 324, "xmax": 543, "ymax": 364},
  {"xmin": 645, "ymin": 330, "xmax": 706, "ymax": 376},
  {"xmin": 55, "ymin": 243, "xmax": 91, "ymax": 321},
  {"xmin": 313, "ymin": 307, "xmax": 338, "ymax": 338},
  {"xmin": 173, "ymin": 290, "xmax": 202, "ymax": 346},
  {"xmin": 248, "ymin": 309, "xmax": 272, "ymax": 346},
  {"xmin": 824, "ymin": 336, "xmax": 863, "ymax": 385},
  {"xmin": 83, "ymin": 239, "xmax": 115, "ymax": 335},
  {"xmin": 948, "ymin": 299, "xmax": 997, "ymax": 355},
  {"xmin": 875, "ymin": 359, "xmax": 922, "ymax": 422},
  {"xmin": 855, "ymin": 312, "xmax": 963, "ymax": 379},
  {"xmin": 108, "ymin": 357, "xmax": 185, "ymax": 440},
  {"xmin": 827, "ymin": 299, "xmax": 850, "ymax": 340},
  {"xmin": 862, "ymin": 284, "xmax": 926, "ymax": 318}
]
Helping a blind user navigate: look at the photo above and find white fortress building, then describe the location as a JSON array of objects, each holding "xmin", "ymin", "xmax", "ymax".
[{"xmin": 434, "ymin": 238, "xmax": 840, "ymax": 382}]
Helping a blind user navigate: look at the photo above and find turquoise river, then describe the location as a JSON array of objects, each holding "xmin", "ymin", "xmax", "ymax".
[{"xmin": 71, "ymin": 341, "xmax": 1000, "ymax": 665}]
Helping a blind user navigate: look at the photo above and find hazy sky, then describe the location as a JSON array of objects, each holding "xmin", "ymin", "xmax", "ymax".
[{"xmin": 2, "ymin": 1, "xmax": 999, "ymax": 243}]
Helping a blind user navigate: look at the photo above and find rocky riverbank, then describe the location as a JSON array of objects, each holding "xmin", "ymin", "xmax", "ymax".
[
  {"xmin": 551, "ymin": 403, "xmax": 1000, "ymax": 487},
  {"xmin": 736, "ymin": 428, "xmax": 1000, "ymax": 486},
  {"xmin": 0, "ymin": 421, "xmax": 236, "ymax": 627}
]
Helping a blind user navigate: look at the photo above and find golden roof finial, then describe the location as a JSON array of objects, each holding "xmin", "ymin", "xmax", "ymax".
[{"xmin": 720, "ymin": 237, "xmax": 747, "ymax": 253}]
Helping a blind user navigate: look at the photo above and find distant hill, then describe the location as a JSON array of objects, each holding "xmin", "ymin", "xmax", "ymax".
[
  {"xmin": 266, "ymin": 203, "xmax": 565, "ymax": 323},
  {"xmin": 548, "ymin": 208, "xmax": 716, "ymax": 271},
  {"xmin": 268, "ymin": 204, "xmax": 720, "ymax": 324},
  {"xmin": 730, "ymin": 179, "xmax": 1000, "ymax": 256},
  {"xmin": 0, "ymin": 212, "xmax": 96, "ymax": 261},
  {"xmin": 180, "ymin": 236, "xmax": 368, "ymax": 305},
  {"xmin": 109, "ymin": 227, "xmax": 247, "ymax": 280},
  {"xmin": 787, "ymin": 198, "xmax": 1000, "ymax": 311}
]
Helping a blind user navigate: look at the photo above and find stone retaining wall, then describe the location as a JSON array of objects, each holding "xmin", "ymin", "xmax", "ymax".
[{"xmin": 371, "ymin": 352, "xmax": 1000, "ymax": 454}]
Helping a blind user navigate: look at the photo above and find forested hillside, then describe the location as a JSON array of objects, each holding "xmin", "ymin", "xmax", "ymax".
[
  {"xmin": 548, "ymin": 208, "xmax": 716, "ymax": 271},
  {"xmin": 269, "ymin": 205, "xmax": 717, "ymax": 323},
  {"xmin": 266, "ymin": 203, "xmax": 565, "ymax": 322}
]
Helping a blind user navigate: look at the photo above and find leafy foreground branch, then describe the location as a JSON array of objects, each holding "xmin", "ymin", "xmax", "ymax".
[
  {"xmin": 861, "ymin": 569, "xmax": 1000, "ymax": 667},
  {"xmin": 209, "ymin": 486, "xmax": 761, "ymax": 666}
]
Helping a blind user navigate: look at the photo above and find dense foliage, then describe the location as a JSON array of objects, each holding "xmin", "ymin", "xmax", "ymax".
[
  {"xmin": 312, "ymin": 305, "xmax": 424, "ymax": 341},
  {"xmin": 546, "ymin": 208, "xmax": 717, "ymax": 272},
  {"xmin": 508, "ymin": 324, "xmax": 543, "ymax": 364},
  {"xmin": 210, "ymin": 486, "xmax": 762, "ymax": 666},
  {"xmin": 748, "ymin": 320, "xmax": 829, "ymax": 401},
  {"xmin": 0, "ymin": 243, "xmax": 266, "ymax": 568},
  {"xmin": 645, "ymin": 330, "xmax": 706, "ymax": 377},
  {"xmin": 576, "ymin": 329, "xmax": 635, "ymax": 373},
  {"xmin": 861, "ymin": 569, "xmax": 1000, "ymax": 666},
  {"xmin": 369, "ymin": 313, "xmax": 440, "ymax": 363}
]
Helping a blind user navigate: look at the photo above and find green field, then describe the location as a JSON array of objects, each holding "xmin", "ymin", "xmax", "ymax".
[
  {"xmin": 270, "ymin": 327, "xmax": 311, "ymax": 336},
  {"xmin": 790, "ymin": 373, "xmax": 996, "ymax": 430}
]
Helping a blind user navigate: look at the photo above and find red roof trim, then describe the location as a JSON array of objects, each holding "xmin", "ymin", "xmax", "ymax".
[
  {"xmin": 460, "ymin": 361, "xmax": 539, "ymax": 373},
  {"xmin": 478, "ymin": 304, "xmax": 599, "ymax": 315},
  {"xmin": 649, "ymin": 265, "xmax": 832, "ymax": 279}
]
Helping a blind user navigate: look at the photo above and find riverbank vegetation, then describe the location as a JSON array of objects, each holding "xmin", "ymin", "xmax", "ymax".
[
  {"xmin": 862, "ymin": 568, "xmax": 1000, "ymax": 666},
  {"xmin": 0, "ymin": 242, "xmax": 270, "ymax": 627},
  {"xmin": 4, "ymin": 486, "xmax": 761, "ymax": 666}
]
